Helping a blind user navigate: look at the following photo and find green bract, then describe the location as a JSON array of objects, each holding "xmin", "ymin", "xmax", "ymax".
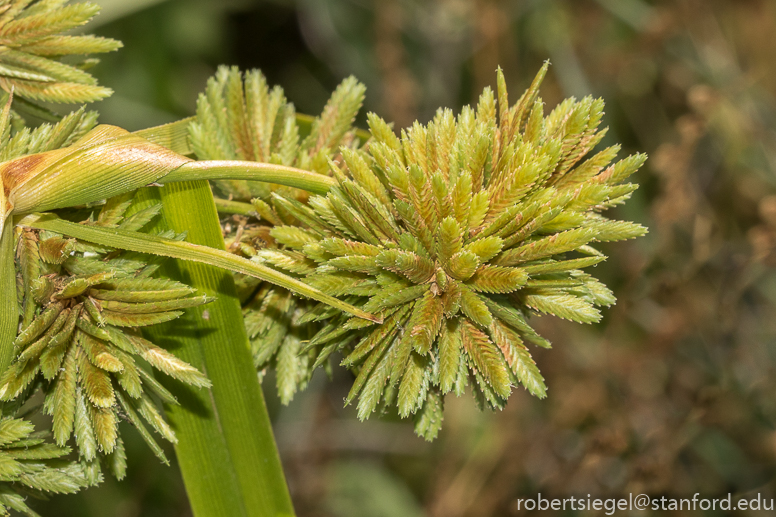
[{"xmin": 250, "ymin": 65, "xmax": 647, "ymax": 440}]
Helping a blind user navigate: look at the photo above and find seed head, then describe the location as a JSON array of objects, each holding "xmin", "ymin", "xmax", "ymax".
[{"xmin": 264, "ymin": 65, "xmax": 647, "ymax": 439}]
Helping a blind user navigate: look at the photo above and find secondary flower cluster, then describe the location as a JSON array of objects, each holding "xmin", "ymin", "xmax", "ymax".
[{"xmin": 6, "ymin": 194, "xmax": 211, "ymax": 481}]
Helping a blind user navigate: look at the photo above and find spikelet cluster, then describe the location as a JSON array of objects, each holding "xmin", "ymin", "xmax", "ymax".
[
  {"xmin": 258, "ymin": 65, "xmax": 647, "ymax": 439},
  {"xmin": 0, "ymin": 99, "xmax": 211, "ymax": 479},
  {"xmin": 0, "ymin": 0, "xmax": 121, "ymax": 111},
  {"xmin": 6, "ymin": 194, "xmax": 212, "ymax": 483},
  {"xmin": 190, "ymin": 65, "xmax": 367, "ymax": 403},
  {"xmin": 0, "ymin": 414, "xmax": 86, "ymax": 516}
]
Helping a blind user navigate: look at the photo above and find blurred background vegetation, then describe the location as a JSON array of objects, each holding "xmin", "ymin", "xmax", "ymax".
[{"xmin": 33, "ymin": 0, "xmax": 776, "ymax": 515}]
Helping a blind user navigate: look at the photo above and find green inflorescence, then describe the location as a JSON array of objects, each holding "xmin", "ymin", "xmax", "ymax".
[
  {"xmin": 6, "ymin": 193, "xmax": 213, "ymax": 482},
  {"xmin": 206, "ymin": 64, "xmax": 647, "ymax": 440}
]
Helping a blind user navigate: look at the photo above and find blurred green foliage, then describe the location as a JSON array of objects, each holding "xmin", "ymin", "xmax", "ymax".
[{"xmin": 33, "ymin": 0, "xmax": 776, "ymax": 515}]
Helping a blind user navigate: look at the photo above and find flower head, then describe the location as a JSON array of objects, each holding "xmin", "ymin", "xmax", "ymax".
[{"xmin": 263, "ymin": 65, "xmax": 647, "ymax": 439}]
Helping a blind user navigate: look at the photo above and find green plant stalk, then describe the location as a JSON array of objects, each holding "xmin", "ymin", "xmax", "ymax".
[
  {"xmin": 214, "ymin": 198, "xmax": 256, "ymax": 216},
  {"xmin": 0, "ymin": 222, "xmax": 16, "ymax": 376},
  {"xmin": 133, "ymin": 181, "xmax": 295, "ymax": 517},
  {"xmin": 162, "ymin": 161, "xmax": 336, "ymax": 196}
]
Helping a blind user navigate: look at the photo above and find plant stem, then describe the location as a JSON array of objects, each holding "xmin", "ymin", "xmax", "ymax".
[
  {"xmin": 214, "ymin": 198, "xmax": 256, "ymax": 216},
  {"xmin": 163, "ymin": 161, "xmax": 336, "ymax": 196},
  {"xmin": 132, "ymin": 181, "xmax": 295, "ymax": 517}
]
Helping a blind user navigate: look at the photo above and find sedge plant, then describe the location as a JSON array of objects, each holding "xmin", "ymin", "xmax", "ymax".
[{"xmin": 0, "ymin": 1, "xmax": 646, "ymax": 515}]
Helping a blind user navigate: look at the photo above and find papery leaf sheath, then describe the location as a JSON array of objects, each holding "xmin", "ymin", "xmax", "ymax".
[{"xmin": 4, "ymin": 125, "xmax": 190, "ymax": 216}]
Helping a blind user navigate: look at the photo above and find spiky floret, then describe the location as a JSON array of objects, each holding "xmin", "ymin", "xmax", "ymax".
[
  {"xmin": 0, "ymin": 413, "xmax": 86, "ymax": 517},
  {"xmin": 190, "ymin": 65, "xmax": 367, "ymax": 403},
  {"xmin": 5, "ymin": 193, "xmax": 212, "ymax": 483},
  {"xmin": 0, "ymin": 0, "xmax": 121, "ymax": 111},
  {"xmin": 261, "ymin": 65, "xmax": 647, "ymax": 440}
]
